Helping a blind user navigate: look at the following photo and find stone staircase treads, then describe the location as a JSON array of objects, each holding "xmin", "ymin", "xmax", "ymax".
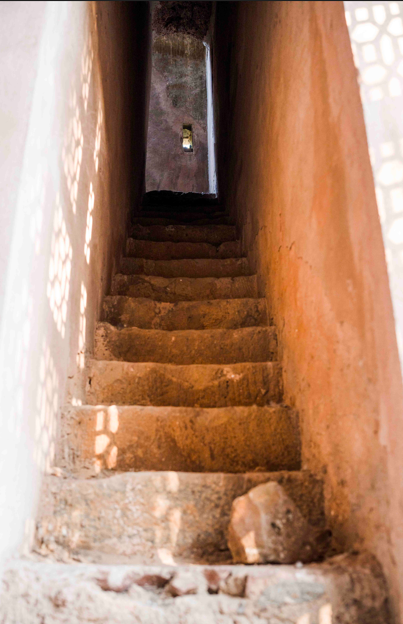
[
  {"xmin": 126, "ymin": 238, "xmax": 241, "ymax": 260},
  {"xmin": 102, "ymin": 296, "xmax": 267, "ymax": 330},
  {"xmin": 36, "ymin": 471, "xmax": 324, "ymax": 563},
  {"xmin": 119, "ymin": 257, "xmax": 251, "ymax": 278},
  {"xmin": 86, "ymin": 360, "xmax": 282, "ymax": 406},
  {"xmin": 94, "ymin": 323, "xmax": 277, "ymax": 365},
  {"xmin": 142, "ymin": 202, "xmax": 224, "ymax": 213},
  {"xmin": 2, "ymin": 555, "xmax": 389, "ymax": 624},
  {"xmin": 130, "ymin": 223, "xmax": 236, "ymax": 244},
  {"xmin": 111, "ymin": 274, "xmax": 257, "ymax": 301},
  {"xmin": 133, "ymin": 215, "xmax": 232, "ymax": 226},
  {"xmin": 59, "ymin": 404, "xmax": 301, "ymax": 473}
]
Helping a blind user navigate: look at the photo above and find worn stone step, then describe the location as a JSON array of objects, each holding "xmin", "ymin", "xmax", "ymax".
[
  {"xmin": 130, "ymin": 224, "xmax": 237, "ymax": 244},
  {"xmin": 94, "ymin": 323, "xmax": 277, "ymax": 365},
  {"xmin": 102, "ymin": 297, "xmax": 267, "ymax": 330},
  {"xmin": 120, "ymin": 257, "xmax": 251, "ymax": 278},
  {"xmin": 86, "ymin": 360, "xmax": 282, "ymax": 406},
  {"xmin": 136, "ymin": 206, "xmax": 229, "ymax": 221},
  {"xmin": 58, "ymin": 404, "xmax": 301, "ymax": 474},
  {"xmin": 133, "ymin": 215, "xmax": 233, "ymax": 226},
  {"xmin": 126, "ymin": 239, "xmax": 241, "ymax": 260},
  {"xmin": 142, "ymin": 202, "xmax": 224, "ymax": 214},
  {"xmin": 2, "ymin": 554, "xmax": 389, "ymax": 624},
  {"xmin": 111, "ymin": 274, "xmax": 257, "ymax": 301},
  {"xmin": 36, "ymin": 470, "xmax": 324, "ymax": 564}
]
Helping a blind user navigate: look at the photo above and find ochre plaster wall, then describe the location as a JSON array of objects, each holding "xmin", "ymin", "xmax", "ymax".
[
  {"xmin": 0, "ymin": 0, "xmax": 149, "ymax": 569},
  {"xmin": 213, "ymin": 1, "xmax": 403, "ymax": 620}
]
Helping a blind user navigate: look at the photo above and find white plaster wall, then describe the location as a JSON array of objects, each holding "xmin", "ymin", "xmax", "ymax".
[
  {"xmin": 345, "ymin": 0, "xmax": 403, "ymax": 370},
  {"xmin": 0, "ymin": 0, "xmax": 147, "ymax": 570}
]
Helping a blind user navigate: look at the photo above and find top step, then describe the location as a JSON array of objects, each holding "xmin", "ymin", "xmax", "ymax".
[
  {"xmin": 141, "ymin": 190, "xmax": 221, "ymax": 213},
  {"xmin": 133, "ymin": 212, "xmax": 233, "ymax": 225},
  {"xmin": 130, "ymin": 224, "xmax": 236, "ymax": 244}
]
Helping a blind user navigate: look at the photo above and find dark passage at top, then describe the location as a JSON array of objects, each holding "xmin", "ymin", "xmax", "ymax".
[{"xmin": 145, "ymin": 2, "xmax": 212, "ymax": 194}]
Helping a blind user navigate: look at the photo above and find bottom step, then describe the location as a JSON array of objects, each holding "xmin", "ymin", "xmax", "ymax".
[
  {"xmin": 36, "ymin": 471, "xmax": 324, "ymax": 564},
  {"xmin": 1, "ymin": 554, "xmax": 389, "ymax": 624}
]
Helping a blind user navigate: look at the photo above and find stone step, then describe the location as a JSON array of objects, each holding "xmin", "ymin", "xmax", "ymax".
[
  {"xmin": 119, "ymin": 257, "xmax": 251, "ymax": 278},
  {"xmin": 86, "ymin": 360, "xmax": 282, "ymax": 406},
  {"xmin": 94, "ymin": 323, "xmax": 277, "ymax": 365},
  {"xmin": 126, "ymin": 239, "xmax": 241, "ymax": 260},
  {"xmin": 2, "ymin": 554, "xmax": 389, "ymax": 624},
  {"xmin": 58, "ymin": 404, "xmax": 301, "ymax": 474},
  {"xmin": 111, "ymin": 274, "xmax": 257, "ymax": 301},
  {"xmin": 138, "ymin": 209, "xmax": 230, "ymax": 220},
  {"xmin": 130, "ymin": 224, "xmax": 237, "ymax": 244},
  {"xmin": 36, "ymin": 471, "xmax": 324, "ymax": 564},
  {"xmin": 102, "ymin": 297, "xmax": 267, "ymax": 330},
  {"xmin": 142, "ymin": 203, "xmax": 224, "ymax": 214},
  {"xmin": 133, "ymin": 215, "xmax": 233, "ymax": 226}
]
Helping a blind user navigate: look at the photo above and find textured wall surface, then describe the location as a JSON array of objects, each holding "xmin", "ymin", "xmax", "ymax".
[
  {"xmin": 213, "ymin": 2, "xmax": 403, "ymax": 620},
  {"xmin": 146, "ymin": 33, "xmax": 208, "ymax": 193},
  {"xmin": 0, "ymin": 0, "xmax": 149, "ymax": 569}
]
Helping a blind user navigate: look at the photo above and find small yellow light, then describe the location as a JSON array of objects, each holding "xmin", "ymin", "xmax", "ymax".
[{"xmin": 182, "ymin": 124, "xmax": 193, "ymax": 152}]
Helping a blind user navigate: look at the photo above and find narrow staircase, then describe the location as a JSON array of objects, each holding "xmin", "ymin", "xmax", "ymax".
[{"xmin": 2, "ymin": 196, "xmax": 389, "ymax": 623}]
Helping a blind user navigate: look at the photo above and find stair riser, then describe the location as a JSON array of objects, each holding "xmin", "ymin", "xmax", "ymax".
[
  {"xmin": 141, "ymin": 205, "xmax": 223, "ymax": 214},
  {"xmin": 94, "ymin": 324, "xmax": 277, "ymax": 365},
  {"xmin": 133, "ymin": 216, "xmax": 232, "ymax": 226},
  {"xmin": 119, "ymin": 257, "xmax": 251, "ymax": 278},
  {"xmin": 59, "ymin": 405, "xmax": 301, "ymax": 474},
  {"xmin": 37, "ymin": 471, "xmax": 324, "ymax": 563},
  {"xmin": 102, "ymin": 297, "xmax": 267, "ymax": 330},
  {"xmin": 86, "ymin": 361, "xmax": 283, "ymax": 407},
  {"xmin": 130, "ymin": 224, "xmax": 236, "ymax": 244},
  {"xmin": 126, "ymin": 239, "xmax": 241, "ymax": 260},
  {"xmin": 111, "ymin": 275, "xmax": 258, "ymax": 302}
]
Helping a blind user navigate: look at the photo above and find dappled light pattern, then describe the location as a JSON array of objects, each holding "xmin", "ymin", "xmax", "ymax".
[
  {"xmin": 151, "ymin": 472, "xmax": 182, "ymax": 565},
  {"xmin": 46, "ymin": 198, "xmax": 73, "ymax": 339},
  {"xmin": 94, "ymin": 405, "xmax": 119, "ymax": 471},
  {"xmin": 345, "ymin": 0, "xmax": 403, "ymax": 357},
  {"xmin": 84, "ymin": 183, "xmax": 94, "ymax": 264},
  {"xmin": 81, "ymin": 31, "xmax": 94, "ymax": 112},
  {"xmin": 62, "ymin": 88, "xmax": 84, "ymax": 215},
  {"xmin": 77, "ymin": 282, "xmax": 87, "ymax": 370},
  {"xmin": 33, "ymin": 339, "xmax": 59, "ymax": 473},
  {"xmin": 94, "ymin": 102, "xmax": 103, "ymax": 172}
]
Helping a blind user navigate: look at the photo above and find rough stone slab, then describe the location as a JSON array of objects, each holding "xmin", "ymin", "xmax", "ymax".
[
  {"xmin": 111, "ymin": 274, "xmax": 258, "ymax": 301},
  {"xmin": 102, "ymin": 296, "xmax": 267, "ymax": 330},
  {"xmin": 130, "ymin": 223, "xmax": 236, "ymax": 244},
  {"xmin": 0, "ymin": 554, "xmax": 389, "ymax": 624},
  {"xmin": 86, "ymin": 360, "xmax": 282, "ymax": 406},
  {"xmin": 119, "ymin": 257, "xmax": 251, "ymax": 278},
  {"xmin": 228, "ymin": 482, "xmax": 329, "ymax": 564},
  {"xmin": 126, "ymin": 239, "xmax": 241, "ymax": 260},
  {"xmin": 36, "ymin": 471, "xmax": 324, "ymax": 563},
  {"xmin": 94, "ymin": 323, "xmax": 277, "ymax": 365},
  {"xmin": 58, "ymin": 404, "xmax": 301, "ymax": 473}
]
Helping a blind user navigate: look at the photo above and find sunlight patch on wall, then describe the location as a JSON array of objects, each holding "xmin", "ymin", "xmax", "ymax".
[
  {"xmin": 94, "ymin": 103, "xmax": 103, "ymax": 172},
  {"xmin": 81, "ymin": 30, "xmax": 94, "ymax": 112},
  {"xmin": 62, "ymin": 88, "xmax": 84, "ymax": 215},
  {"xmin": 33, "ymin": 339, "xmax": 59, "ymax": 473},
  {"xmin": 345, "ymin": 0, "xmax": 403, "ymax": 362},
  {"xmin": 77, "ymin": 281, "xmax": 87, "ymax": 369},
  {"xmin": 84, "ymin": 182, "xmax": 95, "ymax": 264},
  {"xmin": 47, "ymin": 197, "xmax": 73, "ymax": 339}
]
